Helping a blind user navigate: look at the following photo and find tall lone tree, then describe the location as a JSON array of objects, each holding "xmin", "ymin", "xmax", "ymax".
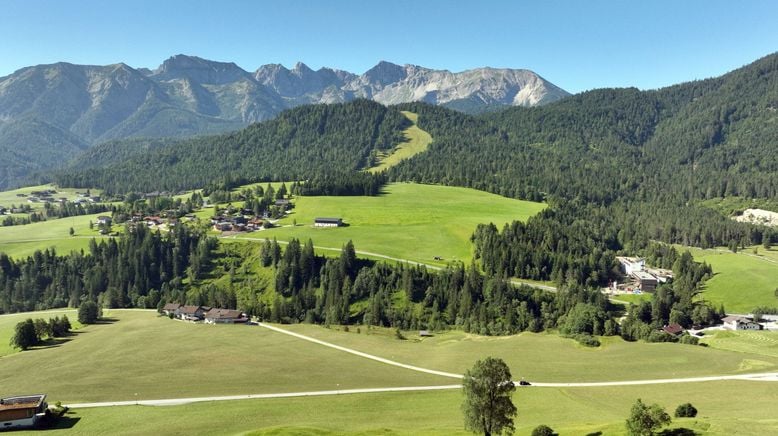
[{"xmin": 462, "ymin": 357, "xmax": 517, "ymax": 436}]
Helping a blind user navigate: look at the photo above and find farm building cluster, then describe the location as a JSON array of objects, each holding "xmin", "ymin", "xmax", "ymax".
[
  {"xmin": 162, "ymin": 303, "xmax": 249, "ymax": 324},
  {"xmin": 209, "ymin": 200, "xmax": 294, "ymax": 233},
  {"xmin": 612, "ymin": 257, "xmax": 674, "ymax": 293}
]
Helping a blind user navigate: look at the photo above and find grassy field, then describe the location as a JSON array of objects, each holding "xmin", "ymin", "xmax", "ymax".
[
  {"xmin": 0, "ymin": 309, "xmax": 82, "ymax": 357},
  {"xmin": 0, "ymin": 184, "xmax": 101, "ymax": 212},
  {"xmin": 0, "ymin": 211, "xmax": 112, "ymax": 259},
  {"xmin": 702, "ymin": 329, "xmax": 778, "ymax": 358},
  {"xmin": 279, "ymin": 324, "xmax": 778, "ymax": 382},
  {"xmin": 682, "ymin": 246, "xmax": 778, "ymax": 312},
  {"xmin": 234, "ymin": 183, "xmax": 545, "ymax": 266},
  {"xmin": 368, "ymin": 111, "xmax": 433, "ymax": 173},
  {"xmin": 4, "ymin": 310, "xmax": 778, "ymax": 434},
  {"xmin": 0, "ymin": 310, "xmax": 448, "ymax": 403},
  {"xmin": 17, "ymin": 380, "xmax": 778, "ymax": 435}
]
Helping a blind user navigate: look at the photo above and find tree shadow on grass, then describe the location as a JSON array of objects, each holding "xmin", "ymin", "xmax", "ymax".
[
  {"xmin": 658, "ymin": 428, "xmax": 698, "ymax": 436},
  {"xmin": 94, "ymin": 317, "xmax": 118, "ymax": 324},
  {"xmin": 30, "ymin": 337, "xmax": 73, "ymax": 351}
]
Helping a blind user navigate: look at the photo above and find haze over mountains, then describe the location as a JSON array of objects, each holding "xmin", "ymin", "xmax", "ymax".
[{"xmin": 0, "ymin": 54, "xmax": 568, "ymax": 188}]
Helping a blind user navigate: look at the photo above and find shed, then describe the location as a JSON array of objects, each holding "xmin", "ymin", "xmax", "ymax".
[
  {"xmin": 314, "ymin": 217, "xmax": 343, "ymax": 228},
  {"xmin": 0, "ymin": 394, "xmax": 48, "ymax": 430}
]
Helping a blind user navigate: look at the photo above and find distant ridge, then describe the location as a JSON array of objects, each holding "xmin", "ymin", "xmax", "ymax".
[{"xmin": 0, "ymin": 55, "xmax": 569, "ymax": 188}]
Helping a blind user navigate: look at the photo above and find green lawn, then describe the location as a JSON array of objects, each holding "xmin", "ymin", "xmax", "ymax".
[
  {"xmin": 280, "ymin": 324, "xmax": 778, "ymax": 382},
  {"xmin": 0, "ymin": 211, "xmax": 112, "ymax": 259},
  {"xmin": 683, "ymin": 246, "xmax": 778, "ymax": 312},
  {"xmin": 368, "ymin": 111, "xmax": 433, "ymax": 173},
  {"xmin": 20, "ymin": 381, "xmax": 778, "ymax": 435},
  {"xmin": 0, "ymin": 310, "xmax": 448, "ymax": 403},
  {"xmin": 234, "ymin": 183, "xmax": 545, "ymax": 266}
]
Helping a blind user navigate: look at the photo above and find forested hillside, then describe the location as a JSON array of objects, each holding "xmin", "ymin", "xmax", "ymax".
[{"xmin": 55, "ymin": 100, "xmax": 408, "ymax": 193}]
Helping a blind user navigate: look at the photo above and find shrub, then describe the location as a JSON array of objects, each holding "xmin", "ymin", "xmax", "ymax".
[
  {"xmin": 531, "ymin": 424, "xmax": 557, "ymax": 436},
  {"xmin": 78, "ymin": 301, "xmax": 100, "ymax": 324},
  {"xmin": 674, "ymin": 403, "xmax": 698, "ymax": 418},
  {"xmin": 678, "ymin": 334, "xmax": 699, "ymax": 345},
  {"xmin": 564, "ymin": 333, "xmax": 601, "ymax": 347}
]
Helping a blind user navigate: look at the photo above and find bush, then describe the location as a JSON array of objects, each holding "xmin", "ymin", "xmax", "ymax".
[
  {"xmin": 564, "ymin": 333, "xmax": 601, "ymax": 347},
  {"xmin": 678, "ymin": 334, "xmax": 699, "ymax": 345},
  {"xmin": 674, "ymin": 403, "xmax": 698, "ymax": 418},
  {"xmin": 531, "ymin": 424, "xmax": 557, "ymax": 436},
  {"xmin": 78, "ymin": 301, "xmax": 100, "ymax": 324}
]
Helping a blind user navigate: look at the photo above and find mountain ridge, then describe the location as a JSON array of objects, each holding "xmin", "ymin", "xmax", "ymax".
[{"xmin": 0, "ymin": 55, "xmax": 568, "ymax": 188}]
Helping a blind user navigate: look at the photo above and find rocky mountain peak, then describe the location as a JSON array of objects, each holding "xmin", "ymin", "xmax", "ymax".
[
  {"xmin": 363, "ymin": 61, "xmax": 407, "ymax": 86},
  {"xmin": 154, "ymin": 54, "xmax": 249, "ymax": 84}
]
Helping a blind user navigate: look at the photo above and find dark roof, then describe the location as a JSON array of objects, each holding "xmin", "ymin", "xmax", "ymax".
[
  {"xmin": 178, "ymin": 305, "xmax": 204, "ymax": 315},
  {"xmin": 662, "ymin": 324, "xmax": 684, "ymax": 335},
  {"xmin": 205, "ymin": 308, "xmax": 244, "ymax": 319},
  {"xmin": 162, "ymin": 303, "xmax": 181, "ymax": 311},
  {"xmin": 315, "ymin": 217, "xmax": 342, "ymax": 223},
  {"xmin": 0, "ymin": 395, "xmax": 46, "ymax": 412}
]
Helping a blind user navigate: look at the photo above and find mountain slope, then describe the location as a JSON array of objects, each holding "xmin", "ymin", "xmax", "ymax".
[
  {"xmin": 55, "ymin": 99, "xmax": 409, "ymax": 192},
  {"xmin": 0, "ymin": 55, "xmax": 568, "ymax": 188}
]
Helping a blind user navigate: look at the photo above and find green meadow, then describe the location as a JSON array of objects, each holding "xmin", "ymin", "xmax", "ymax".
[
  {"xmin": 0, "ymin": 310, "xmax": 448, "ymax": 403},
  {"xmin": 14, "ymin": 381, "xmax": 778, "ymax": 436},
  {"xmin": 368, "ymin": 111, "xmax": 433, "ymax": 173},
  {"xmin": 702, "ymin": 329, "xmax": 778, "ymax": 358},
  {"xmin": 683, "ymin": 246, "xmax": 778, "ymax": 313},
  {"xmin": 3, "ymin": 311, "xmax": 777, "ymax": 435},
  {"xmin": 0, "ymin": 184, "xmax": 100, "ymax": 212},
  {"xmin": 281, "ymin": 324, "xmax": 778, "ymax": 382},
  {"xmin": 0, "ymin": 211, "xmax": 112, "ymax": 259},
  {"xmin": 0, "ymin": 309, "xmax": 82, "ymax": 357},
  {"xmin": 234, "ymin": 183, "xmax": 546, "ymax": 266}
]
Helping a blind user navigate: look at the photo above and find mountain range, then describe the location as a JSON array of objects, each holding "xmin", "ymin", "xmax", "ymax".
[{"xmin": 0, "ymin": 55, "xmax": 568, "ymax": 188}]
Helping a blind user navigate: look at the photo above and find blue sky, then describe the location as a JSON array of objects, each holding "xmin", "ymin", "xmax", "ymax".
[{"xmin": 1, "ymin": 0, "xmax": 776, "ymax": 93}]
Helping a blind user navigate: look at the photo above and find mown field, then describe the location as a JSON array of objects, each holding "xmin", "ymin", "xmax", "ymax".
[
  {"xmin": 234, "ymin": 183, "xmax": 546, "ymax": 267},
  {"xmin": 3, "ymin": 311, "xmax": 777, "ymax": 435},
  {"xmin": 15, "ymin": 381, "xmax": 778, "ymax": 436},
  {"xmin": 0, "ymin": 211, "xmax": 112, "ymax": 259},
  {"xmin": 702, "ymin": 329, "xmax": 778, "ymax": 358},
  {"xmin": 0, "ymin": 310, "xmax": 448, "ymax": 403},
  {"xmin": 281, "ymin": 324, "xmax": 778, "ymax": 382},
  {"xmin": 368, "ymin": 111, "xmax": 433, "ymax": 173},
  {"xmin": 682, "ymin": 246, "xmax": 778, "ymax": 313}
]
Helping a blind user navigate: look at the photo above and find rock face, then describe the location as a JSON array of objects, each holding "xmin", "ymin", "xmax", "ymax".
[{"xmin": 0, "ymin": 55, "xmax": 569, "ymax": 187}]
